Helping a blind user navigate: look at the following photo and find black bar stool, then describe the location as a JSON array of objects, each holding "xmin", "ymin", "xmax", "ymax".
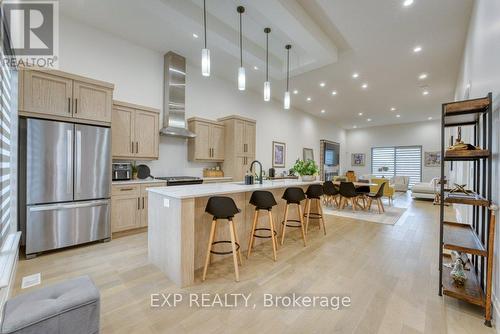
[
  {"xmin": 323, "ymin": 181, "xmax": 340, "ymax": 207},
  {"xmin": 280, "ymin": 187, "xmax": 307, "ymax": 247},
  {"xmin": 202, "ymin": 196, "xmax": 242, "ymax": 282},
  {"xmin": 247, "ymin": 191, "xmax": 278, "ymax": 261},
  {"xmin": 304, "ymin": 184, "xmax": 326, "ymax": 235}
]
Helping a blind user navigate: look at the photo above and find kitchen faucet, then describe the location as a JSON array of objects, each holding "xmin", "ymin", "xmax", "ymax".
[{"xmin": 249, "ymin": 160, "xmax": 263, "ymax": 184}]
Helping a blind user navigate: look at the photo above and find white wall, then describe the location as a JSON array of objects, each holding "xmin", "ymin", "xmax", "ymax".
[
  {"xmin": 58, "ymin": 16, "xmax": 346, "ymax": 177},
  {"xmin": 345, "ymin": 121, "xmax": 441, "ymax": 182},
  {"xmin": 453, "ymin": 0, "xmax": 500, "ymax": 325}
]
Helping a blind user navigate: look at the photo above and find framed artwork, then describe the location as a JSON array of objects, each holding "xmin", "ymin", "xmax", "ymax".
[
  {"xmin": 303, "ymin": 148, "xmax": 314, "ymax": 161},
  {"xmin": 272, "ymin": 141, "xmax": 286, "ymax": 168},
  {"xmin": 351, "ymin": 153, "xmax": 365, "ymax": 166},
  {"xmin": 425, "ymin": 151, "xmax": 441, "ymax": 167}
]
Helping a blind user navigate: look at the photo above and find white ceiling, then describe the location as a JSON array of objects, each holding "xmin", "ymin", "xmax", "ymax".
[{"xmin": 61, "ymin": 0, "xmax": 473, "ymax": 129}]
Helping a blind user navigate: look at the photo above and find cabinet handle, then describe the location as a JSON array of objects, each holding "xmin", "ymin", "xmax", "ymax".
[
  {"xmin": 137, "ymin": 197, "xmax": 140, "ymax": 210},
  {"xmin": 68, "ymin": 98, "xmax": 71, "ymax": 114},
  {"xmin": 131, "ymin": 142, "xmax": 133, "ymax": 153},
  {"xmin": 142, "ymin": 197, "xmax": 145, "ymax": 209},
  {"xmin": 211, "ymin": 148, "xmax": 214, "ymax": 157},
  {"xmin": 120, "ymin": 187, "xmax": 134, "ymax": 191},
  {"xmin": 136, "ymin": 142, "xmax": 139, "ymax": 154},
  {"xmin": 74, "ymin": 98, "xmax": 78, "ymax": 114}
]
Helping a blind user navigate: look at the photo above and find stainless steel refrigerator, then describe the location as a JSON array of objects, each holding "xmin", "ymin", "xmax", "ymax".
[{"xmin": 19, "ymin": 118, "xmax": 111, "ymax": 258}]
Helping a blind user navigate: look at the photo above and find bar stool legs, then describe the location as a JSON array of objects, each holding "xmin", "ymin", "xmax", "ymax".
[
  {"xmin": 304, "ymin": 198, "xmax": 326, "ymax": 236},
  {"xmin": 280, "ymin": 203, "xmax": 307, "ymax": 247},
  {"xmin": 247, "ymin": 209, "xmax": 278, "ymax": 261},
  {"xmin": 228, "ymin": 219, "xmax": 240, "ymax": 281},
  {"xmin": 203, "ymin": 220, "xmax": 217, "ymax": 281}
]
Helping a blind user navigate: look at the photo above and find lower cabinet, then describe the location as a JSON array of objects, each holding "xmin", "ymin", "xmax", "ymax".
[{"xmin": 111, "ymin": 182, "xmax": 166, "ymax": 233}]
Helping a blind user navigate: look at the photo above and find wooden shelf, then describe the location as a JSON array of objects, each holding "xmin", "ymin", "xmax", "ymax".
[
  {"xmin": 442, "ymin": 256, "xmax": 485, "ymax": 307},
  {"xmin": 443, "ymin": 221, "xmax": 487, "ymax": 256},
  {"xmin": 444, "ymin": 149, "xmax": 490, "ymax": 161},
  {"xmin": 444, "ymin": 192, "xmax": 490, "ymax": 207},
  {"xmin": 444, "ymin": 97, "xmax": 490, "ymax": 115}
]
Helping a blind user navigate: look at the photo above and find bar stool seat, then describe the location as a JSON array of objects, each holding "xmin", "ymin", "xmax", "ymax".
[
  {"xmin": 304, "ymin": 184, "xmax": 326, "ymax": 235},
  {"xmin": 280, "ymin": 187, "xmax": 307, "ymax": 246},
  {"xmin": 247, "ymin": 191, "xmax": 278, "ymax": 261},
  {"xmin": 202, "ymin": 196, "xmax": 242, "ymax": 282}
]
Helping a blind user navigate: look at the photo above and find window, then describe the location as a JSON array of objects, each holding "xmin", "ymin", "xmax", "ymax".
[{"xmin": 371, "ymin": 146, "xmax": 422, "ymax": 186}]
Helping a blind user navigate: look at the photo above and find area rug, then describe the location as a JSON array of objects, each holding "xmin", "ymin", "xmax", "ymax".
[{"xmin": 322, "ymin": 204, "xmax": 407, "ymax": 225}]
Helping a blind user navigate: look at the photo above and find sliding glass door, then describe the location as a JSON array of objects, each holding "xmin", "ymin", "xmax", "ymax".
[{"xmin": 371, "ymin": 146, "xmax": 422, "ymax": 186}]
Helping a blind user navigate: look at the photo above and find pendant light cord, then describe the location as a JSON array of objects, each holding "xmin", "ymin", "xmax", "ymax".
[
  {"xmin": 286, "ymin": 47, "xmax": 290, "ymax": 91},
  {"xmin": 203, "ymin": 0, "xmax": 207, "ymax": 49},
  {"xmin": 239, "ymin": 12, "xmax": 243, "ymax": 67},
  {"xmin": 266, "ymin": 33, "xmax": 269, "ymax": 81}
]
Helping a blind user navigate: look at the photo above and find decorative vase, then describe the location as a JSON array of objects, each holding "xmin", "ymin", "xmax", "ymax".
[
  {"xmin": 450, "ymin": 259, "xmax": 467, "ymax": 286},
  {"xmin": 301, "ymin": 175, "xmax": 316, "ymax": 182}
]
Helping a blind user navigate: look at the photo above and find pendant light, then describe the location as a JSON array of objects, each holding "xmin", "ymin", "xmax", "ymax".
[
  {"xmin": 201, "ymin": 0, "xmax": 210, "ymax": 77},
  {"xmin": 284, "ymin": 44, "xmax": 291, "ymax": 109},
  {"xmin": 237, "ymin": 6, "xmax": 246, "ymax": 91},
  {"xmin": 263, "ymin": 27, "xmax": 271, "ymax": 101}
]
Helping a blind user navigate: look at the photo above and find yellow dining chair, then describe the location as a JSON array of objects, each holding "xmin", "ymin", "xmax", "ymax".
[{"xmin": 370, "ymin": 178, "xmax": 395, "ymax": 205}]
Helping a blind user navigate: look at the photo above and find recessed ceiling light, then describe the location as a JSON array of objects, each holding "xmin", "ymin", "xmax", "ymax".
[
  {"xmin": 358, "ymin": 112, "xmax": 363, "ymax": 116},
  {"xmin": 396, "ymin": 114, "xmax": 401, "ymax": 118},
  {"xmin": 321, "ymin": 109, "xmax": 325, "ymax": 114},
  {"xmin": 306, "ymin": 97, "xmax": 312, "ymax": 101},
  {"xmin": 293, "ymin": 90, "xmax": 299, "ymax": 94},
  {"xmin": 192, "ymin": 33, "xmax": 199, "ymax": 38},
  {"xmin": 422, "ymin": 90, "xmax": 429, "ymax": 96},
  {"xmin": 352, "ymin": 72, "xmax": 359, "ymax": 79},
  {"xmin": 331, "ymin": 90, "xmax": 337, "ymax": 95},
  {"xmin": 361, "ymin": 83, "xmax": 368, "ymax": 89},
  {"xmin": 413, "ymin": 45, "xmax": 422, "ymax": 53},
  {"xmin": 390, "ymin": 107, "xmax": 396, "ymax": 111},
  {"xmin": 353, "ymin": 125, "xmax": 358, "ymax": 129},
  {"xmin": 253, "ymin": 66, "xmax": 259, "ymax": 70},
  {"xmin": 367, "ymin": 118, "xmax": 372, "ymax": 122},
  {"xmin": 403, "ymin": 0, "xmax": 414, "ymax": 7},
  {"xmin": 418, "ymin": 73, "xmax": 428, "ymax": 80},
  {"xmin": 428, "ymin": 116, "xmax": 433, "ymax": 120},
  {"xmin": 320, "ymin": 82, "xmax": 326, "ymax": 87}
]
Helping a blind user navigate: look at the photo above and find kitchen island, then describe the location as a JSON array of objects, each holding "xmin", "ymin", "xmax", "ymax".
[{"xmin": 147, "ymin": 179, "xmax": 321, "ymax": 286}]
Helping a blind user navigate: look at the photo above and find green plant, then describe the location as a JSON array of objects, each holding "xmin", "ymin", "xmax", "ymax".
[
  {"xmin": 292, "ymin": 159, "xmax": 319, "ymax": 176},
  {"xmin": 131, "ymin": 162, "xmax": 138, "ymax": 174}
]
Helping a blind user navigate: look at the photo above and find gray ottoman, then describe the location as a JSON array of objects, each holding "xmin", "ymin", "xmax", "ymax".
[{"xmin": 1, "ymin": 276, "xmax": 100, "ymax": 334}]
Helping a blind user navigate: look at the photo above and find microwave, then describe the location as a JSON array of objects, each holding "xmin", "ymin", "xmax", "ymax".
[{"xmin": 112, "ymin": 163, "xmax": 132, "ymax": 181}]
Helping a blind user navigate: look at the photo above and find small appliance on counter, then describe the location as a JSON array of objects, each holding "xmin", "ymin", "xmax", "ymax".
[
  {"xmin": 268, "ymin": 168, "xmax": 275, "ymax": 178},
  {"xmin": 155, "ymin": 176, "xmax": 203, "ymax": 186},
  {"xmin": 112, "ymin": 163, "xmax": 132, "ymax": 181}
]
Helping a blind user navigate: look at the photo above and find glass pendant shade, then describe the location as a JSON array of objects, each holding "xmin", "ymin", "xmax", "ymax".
[
  {"xmin": 284, "ymin": 91, "xmax": 290, "ymax": 109},
  {"xmin": 238, "ymin": 67, "xmax": 246, "ymax": 91},
  {"xmin": 201, "ymin": 48, "xmax": 210, "ymax": 77},
  {"xmin": 264, "ymin": 81, "xmax": 271, "ymax": 101}
]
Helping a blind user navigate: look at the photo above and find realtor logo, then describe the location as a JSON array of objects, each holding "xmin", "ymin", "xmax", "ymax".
[{"xmin": 1, "ymin": 0, "xmax": 59, "ymax": 68}]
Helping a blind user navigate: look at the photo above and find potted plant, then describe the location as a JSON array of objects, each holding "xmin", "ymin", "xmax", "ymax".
[
  {"xmin": 131, "ymin": 162, "xmax": 138, "ymax": 180},
  {"xmin": 292, "ymin": 159, "xmax": 319, "ymax": 181}
]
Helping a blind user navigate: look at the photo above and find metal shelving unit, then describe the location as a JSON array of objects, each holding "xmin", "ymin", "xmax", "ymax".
[{"xmin": 438, "ymin": 93, "xmax": 497, "ymax": 327}]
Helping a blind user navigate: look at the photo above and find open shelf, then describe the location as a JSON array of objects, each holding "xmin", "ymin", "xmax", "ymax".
[
  {"xmin": 443, "ymin": 96, "xmax": 490, "ymax": 127},
  {"xmin": 444, "ymin": 192, "xmax": 490, "ymax": 207},
  {"xmin": 443, "ymin": 221, "xmax": 487, "ymax": 256},
  {"xmin": 444, "ymin": 149, "xmax": 490, "ymax": 161},
  {"xmin": 442, "ymin": 256, "xmax": 485, "ymax": 307}
]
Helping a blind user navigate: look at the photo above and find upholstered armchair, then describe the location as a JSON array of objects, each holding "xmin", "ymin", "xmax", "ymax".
[
  {"xmin": 390, "ymin": 176, "xmax": 410, "ymax": 192},
  {"xmin": 370, "ymin": 178, "xmax": 395, "ymax": 204}
]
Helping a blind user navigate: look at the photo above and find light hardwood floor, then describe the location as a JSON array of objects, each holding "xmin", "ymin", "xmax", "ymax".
[{"xmin": 13, "ymin": 194, "xmax": 495, "ymax": 333}]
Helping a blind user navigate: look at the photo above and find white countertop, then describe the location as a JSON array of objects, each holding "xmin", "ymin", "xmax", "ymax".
[
  {"xmin": 202, "ymin": 176, "xmax": 233, "ymax": 181},
  {"xmin": 112, "ymin": 178, "xmax": 166, "ymax": 185},
  {"xmin": 147, "ymin": 179, "xmax": 321, "ymax": 199}
]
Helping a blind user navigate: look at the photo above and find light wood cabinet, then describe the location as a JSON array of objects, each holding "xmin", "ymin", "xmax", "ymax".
[
  {"xmin": 111, "ymin": 182, "xmax": 166, "ymax": 233},
  {"xmin": 187, "ymin": 118, "xmax": 225, "ymax": 162},
  {"xmin": 19, "ymin": 68, "xmax": 114, "ymax": 125},
  {"xmin": 219, "ymin": 115, "xmax": 256, "ymax": 181},
  {"xmin": 111, "ymin": 100, "xmax": 159, "ymax": 160}
]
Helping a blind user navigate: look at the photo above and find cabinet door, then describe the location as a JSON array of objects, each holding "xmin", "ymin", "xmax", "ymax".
[
  {"xmin": 235, "ymin": 156, "xmax": 249, "ymax": 182},
  {"xmin": 244, "ymin": 122, "xmax": 256, "ymax": 156},
  {"xmin": 234, "ymin": 120, "xmax": 246, "ymax": 156},
  {"xmin": 111, "ymin": 105, "xmax": 134, "ymax": 158},
  {"xmin": 139, "ymin": 183, "xmax": 166, "ymax": 227},
  {"xmin": 210, "ymin": 124, "xmax": 225, "ymax": 161},
  {"xmin": 111, "ymin": 195, "xmax": 140, "ymax": 232},
  {"xmin": 73, "ymin": 81, "xmax": 112, "ymax": 123},
  {"xmin": 23, "ymin": 70, "xmax": 73, "ymax": 117},
  {"xmin": 194, "ymin": 122, "xmax": 211, "ymax": 160},
  {"xmin": 134, "ymin": 110, "xmax": 159, "ymax": 159}
]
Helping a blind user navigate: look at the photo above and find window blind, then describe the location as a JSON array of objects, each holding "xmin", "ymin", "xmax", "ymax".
[
  {"xmin": 0, "ymin": 47, "xmax": 12, "ymax": 248},
  {"xmin": 371, "ymin": 146, "xmax": 422, "ymax": 187}
]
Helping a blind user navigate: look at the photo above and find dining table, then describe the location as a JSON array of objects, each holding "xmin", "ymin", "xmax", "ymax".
[{"xmin": 332, "ymin": 181, "xmax": 377, "ymax": 187}]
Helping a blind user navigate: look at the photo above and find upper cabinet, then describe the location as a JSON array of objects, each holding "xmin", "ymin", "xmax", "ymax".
[
  {"xmin": 112, "ymin": 101, "xmax": 160, "ymax": 160},
  {"xmin": 19, "ymin": 68, "xmax": 114, "ymax": 125},
  {"xmin": 187, "ymin": 118, "xmax": 225, "ymax": 162}
]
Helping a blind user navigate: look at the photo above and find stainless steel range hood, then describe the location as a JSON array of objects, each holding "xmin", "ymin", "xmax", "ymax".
[{"xmin": 160, "ymin": 52, "xmax": 196, "ymax": 138}]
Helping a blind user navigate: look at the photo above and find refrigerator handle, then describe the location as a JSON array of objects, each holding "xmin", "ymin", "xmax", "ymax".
[
  {"xmin": 75, "ymin": 129, "xmax": 82, "ymax": 194},
  {"xmin": 66, "ymin": 130, "xmax": 72, "ymax": 195},
  {"xmin": 28, "ymin": 200, "xmax": 110, "ymax": 212}
]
